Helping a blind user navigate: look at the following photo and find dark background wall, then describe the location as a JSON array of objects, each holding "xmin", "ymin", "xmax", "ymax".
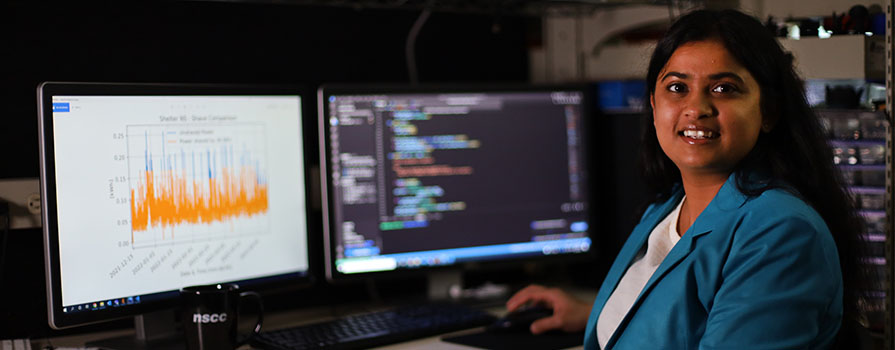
[{"xmin": 2, "ymin": 1, "xmax": 533, "ymax": 179}]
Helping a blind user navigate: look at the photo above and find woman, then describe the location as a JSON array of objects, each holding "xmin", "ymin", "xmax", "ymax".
[{"xmin": 507, "ymin": 9, "xmax": 866, "ymax": 349}]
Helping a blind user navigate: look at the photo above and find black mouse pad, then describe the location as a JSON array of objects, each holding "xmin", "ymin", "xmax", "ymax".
[{"xmin": 442, "ymin": 330, "xmax": 585, "ymax": 350}]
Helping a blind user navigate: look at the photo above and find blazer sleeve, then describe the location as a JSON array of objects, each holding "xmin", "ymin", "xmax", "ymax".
[{"xmin": 698, "ymin": 214, "xmax": 843, "ymax": 350}]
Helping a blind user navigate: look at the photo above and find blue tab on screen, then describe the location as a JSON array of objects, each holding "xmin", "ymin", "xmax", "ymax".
[
  {"xmin": 571, "ymin": 221, "xmax": 588, "ymax": 232},
  {"xmin": 53, "ymin": 103, "xmax": 70, "ymax": 112},
  {"xmin": 345, "ymin": 247, "xmax": 381, "ymax": 257}
]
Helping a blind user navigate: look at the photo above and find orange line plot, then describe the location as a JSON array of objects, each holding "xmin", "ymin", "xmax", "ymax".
[{"xmin": 129, "ymin": 144, "xmax": 269, "ymax": 243}]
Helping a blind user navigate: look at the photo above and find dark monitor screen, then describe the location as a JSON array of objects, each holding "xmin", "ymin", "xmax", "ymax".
[
  {"xmin": 38, "ymin": 82, "xmax": 314, "ymax": 329},
  {"xmin": 319, "ymin": 85, "xmax": 593, "ymax": 280}
]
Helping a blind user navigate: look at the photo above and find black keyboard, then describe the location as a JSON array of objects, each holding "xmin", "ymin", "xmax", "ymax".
[{"xmin": 253, "ymin": 302, "xmax": 497, "ymax": 350}]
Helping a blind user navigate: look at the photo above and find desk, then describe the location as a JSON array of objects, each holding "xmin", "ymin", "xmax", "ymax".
[
  {"xmin": 33, "ymin": 288, "xmax": 595, "ymax": 350},
  {"xmin": 34, "ymin": 329, "xmax": 584, "ymax": 350}
]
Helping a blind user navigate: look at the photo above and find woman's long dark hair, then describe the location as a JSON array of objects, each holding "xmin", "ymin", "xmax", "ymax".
[{"xmin": 639, "ymin": 8, "xmax": 869, "ymax": 340}]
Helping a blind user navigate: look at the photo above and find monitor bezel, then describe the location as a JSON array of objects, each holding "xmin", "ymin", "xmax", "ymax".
[
  {"xmin": 38, "ymin": 81, "xmax": 316, "ymax": 329},
  {"xmin": 318, "ymin": 83, "xmax": 598, "ymax": 283}
]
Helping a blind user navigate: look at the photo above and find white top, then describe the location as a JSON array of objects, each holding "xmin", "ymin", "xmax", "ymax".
[{"xmin": 596, "ymin": 196, "xmax": 684, "ymax": 348}]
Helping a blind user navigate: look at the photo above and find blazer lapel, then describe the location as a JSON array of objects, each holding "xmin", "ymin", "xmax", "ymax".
[
  {"xmin": 602, "ymin": 174, "xmax": 748, "ymax": 349},
  {"xmin": 585, "ymin": 190, "xmax": 683, "ymax": 347},
  {"xmin": 602, "ymin": 224, "xmax": 711, "ymax": 349}
]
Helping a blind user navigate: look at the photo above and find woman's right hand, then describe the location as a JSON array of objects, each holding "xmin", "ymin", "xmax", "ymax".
[{"xmin": 505, "ymin": 284, "xmax": 592, "ymax": 334}]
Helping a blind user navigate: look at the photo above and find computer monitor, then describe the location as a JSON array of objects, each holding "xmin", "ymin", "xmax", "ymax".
[
  {"xmin": 318, "ymin": 84, "xmax": 594, "ymax": 295},
  {"xmin": 37, "ymin": 82, "xmax": 313, "ymax": 335}
]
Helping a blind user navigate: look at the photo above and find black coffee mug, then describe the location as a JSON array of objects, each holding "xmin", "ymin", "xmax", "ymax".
[{"xmin": 181, "ymin": 283, "xmax": 263, "ymax": 350}]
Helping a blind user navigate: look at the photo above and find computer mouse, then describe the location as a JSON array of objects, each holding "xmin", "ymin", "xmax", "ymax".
[{"xmin": 486, "ymin": 305, "xmax": 554, "ymax": 333}]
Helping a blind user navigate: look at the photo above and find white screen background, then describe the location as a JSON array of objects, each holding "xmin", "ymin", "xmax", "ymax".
[{"xmin": 51, "ymin": 95, "xmax": 309, "ymax": 306}]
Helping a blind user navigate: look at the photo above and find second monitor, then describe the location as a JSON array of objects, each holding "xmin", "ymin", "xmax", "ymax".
[{"xmin": 319, "ymin": 85, "xmax": 594, "ymax": 286}]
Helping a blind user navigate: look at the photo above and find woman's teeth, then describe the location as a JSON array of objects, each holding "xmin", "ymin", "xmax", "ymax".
[{"xmin": 681, "ymin": 130, "xmax": 716, "ymax": 139}]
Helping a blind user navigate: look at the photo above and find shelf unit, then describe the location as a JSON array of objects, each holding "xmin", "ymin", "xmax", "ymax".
[
  {"xmin": 818, "ymin": 108, "xmax": 889, "ymax": 331},
  {"xmin": 885, "ymin": 2, "xmax": 894, "ymax": 349}
]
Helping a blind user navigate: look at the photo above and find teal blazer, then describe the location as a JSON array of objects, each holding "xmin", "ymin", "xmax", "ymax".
[{"xmin": 584, "ymin": 174, "xmax": 843, "ymax": 349}]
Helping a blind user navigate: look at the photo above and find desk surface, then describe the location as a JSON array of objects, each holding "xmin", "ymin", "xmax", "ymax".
[
  {"xmin": 35, "ymin": 330, "xmax": 584, "ymax": 350},
  {"xmin": 33, "ymin": 288, "xmax": 595, "ymax": 350}
]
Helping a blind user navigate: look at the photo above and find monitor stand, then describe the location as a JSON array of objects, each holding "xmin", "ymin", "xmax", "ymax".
[
  {"xmin": 86, "ymin": 309, "xmax": 185, "ymax": 350},
  {"xmin": 428, "ymin": 269, "xmax": 463, "ymax": 300},
  {"xmin": 427, "ymin": 268, "xmax": 510, "ymax": 304}
]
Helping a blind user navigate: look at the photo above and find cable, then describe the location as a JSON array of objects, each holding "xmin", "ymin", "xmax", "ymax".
[
  {"xmin": 406, "ymin": 0, "xmax": 435, "ymax": 85},
  {"xmin": 667, "ymin": 0, "xmax": 676, "ymax": 22},
  {"xmin": 0, "ymin": 201, "xmax": 8, "ymax": 288},
  {"xmin": 365, "ymin": 279, "xmax": 383, "ymax": 305}
]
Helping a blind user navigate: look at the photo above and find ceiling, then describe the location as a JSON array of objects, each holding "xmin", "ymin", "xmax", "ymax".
[{"xmin": 188, "ymin": 0, "xmax": 701, "ymax": 16}]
